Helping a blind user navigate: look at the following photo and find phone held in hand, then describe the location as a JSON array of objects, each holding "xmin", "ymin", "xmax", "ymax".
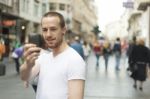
[{"xmin": 28, "ymin": 33, "xmax": 44, "ymax": 48}]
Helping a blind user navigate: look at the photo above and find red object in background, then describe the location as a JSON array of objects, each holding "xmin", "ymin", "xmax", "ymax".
[{"xmin": 0, "ymin": 20, "xmax": 16, "ymax": 26}]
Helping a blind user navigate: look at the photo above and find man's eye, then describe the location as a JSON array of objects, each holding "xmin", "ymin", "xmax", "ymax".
[
  {"xmin": 42, "ymin": 29, "xmax": 47, "ymax": 32},
  {"xmin": 51, "ymin": 28, "xmax": 57, "ymax": 31}
]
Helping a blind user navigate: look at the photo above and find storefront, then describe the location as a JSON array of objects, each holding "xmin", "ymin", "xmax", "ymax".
[{"xmin": 0, "ymin": 11, "xmax": 20, "ymax": 57}]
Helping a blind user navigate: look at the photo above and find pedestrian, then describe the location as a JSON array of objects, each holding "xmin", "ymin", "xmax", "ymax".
[
  {"xmin": 82, "ymin": 41, "xmax": 91, "ymax": 62},
  {"xmin": 121, "ymin": 39, "xmax": 128, "ymax": 66},
  {"xmin": 127, "ymin": 36, "xmax": 137, "ymax": 71},
  {"xmin": 102, "ymin": 40, "xmax": 111, "ymax": 70},
  {"xmin": 129, "ymin": 38, "xmax": 150, "ymax": 91},
  {"xmin": 20, "ymin": 11, "xmax": 86, "ymax": 99},
  {"xmin": 70, "ymin": 36, "xmax": 85, "ymax": 59},
  {"xmin": 113, "ymin": 37, "xmax": 121, "ymax": 70},
  {"xmin": 93, "ymin": 40, "xmax": 102, "ymax": 68},
  {"xmin": 11, "ymin": 45, "xmax": 23, "ymax": 74}
]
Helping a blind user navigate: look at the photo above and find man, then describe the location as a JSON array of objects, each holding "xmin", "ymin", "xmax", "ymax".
[
  {"xmin": 20, "ymin": 12, "xmax": 86, "ymax": 99},
  {"xmin": 113, "ymin": 37, "xmax": 121, "ymax": 70},
  {"xmin": 70, "ymin": 36, "xmax": 84, "ymax": 59}
]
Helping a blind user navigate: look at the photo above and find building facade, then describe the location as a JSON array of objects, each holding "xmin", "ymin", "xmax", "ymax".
[
  {"xmin": 0, "ymin": 0, "xmax": 98, "ymax": 56},
  {"xmin": 0, "ymin": 0, "xmax": 20, "ymax": 56},
  {"xmin": 71, "ymin": 0, "xmax": 97, "ymax": 41},
  {"xmin": 128, "ymin": 0, "xmax": 150, "ymax": 46},
  {"xmin": 48, "ymin": 0, "xmax": 97, "ymax": 41},
  {"xmin": 19, "ymin": 0, "xmax": 49, "ymax": 42},
  {"xmin": 0, "ymin": 0, "xmax": 49, "ymax": 56}
]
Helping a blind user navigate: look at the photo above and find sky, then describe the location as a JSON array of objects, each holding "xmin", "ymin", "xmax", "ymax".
[{"xmin": 95, "ymin": 0, "xmax": 126, "ymax": 31}]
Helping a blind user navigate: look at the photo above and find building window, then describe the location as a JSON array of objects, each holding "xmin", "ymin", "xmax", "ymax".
[
  {"xmin": 21, "ymin": 0, "xmax": 29, "ymax": 13},
  {"xmin": 73, "ymin": 20, "xmax": 81, "ymax": 32},
  {"xmin": 0, "ymin": 0, "xmax": 12, "ymax": 6},
  {"xmin": 7, "ymin": 0, "xmax": 13, "ymax": 6},
  {"xmin": 34, "ymin": 3, "xmax": 39, "ymax": 16},
  {"xmin": 21, "ymin": 0, "xmax": 26, "ymax": 12},
  {"xmin": 26, "ymin": 0, "xmax": 29, "ymax": 13},
  {"xmin": 42, "ymin": 3, "xmax": 47, "ymax": 15},
  {"xmin": 49, "ymin": 3, "xmax": 56, "ymax": 11},
  {"xmin": 34, "ymin": 23, "xmax": 39, "ymax": 33},
  {"xmin": 59, "ymin": 4, "xmax": 65, "ymax": 10}
]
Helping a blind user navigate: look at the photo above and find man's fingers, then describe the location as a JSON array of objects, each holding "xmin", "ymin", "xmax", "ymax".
[
  {"xmin": 23, "ymin": 44, "xmax": 42, "ymax": 67},
  {"xmin": 23, "ymin": 44, "xmax": 36, "ymax": 52},
  {"xmin": 23, "ymin": 46, "xmax": 41, "ymax": 59},
  {"xmin": 26, "ymin": 52, "xmax": 40, "ymax": 62}
]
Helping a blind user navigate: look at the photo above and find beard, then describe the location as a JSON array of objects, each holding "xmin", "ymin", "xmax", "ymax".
[{"xmin": 46, "ymin": 37, "xmax": 63, "ymax": 49}]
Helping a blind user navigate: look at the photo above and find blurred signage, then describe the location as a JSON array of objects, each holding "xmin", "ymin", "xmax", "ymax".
[
  {"xmin": 0, "ymin": 20, "xmax": 16, "ymax": 26},
  {"xmin": 123, "ymin": 1, "xmax": 134, "ymax": 8}
]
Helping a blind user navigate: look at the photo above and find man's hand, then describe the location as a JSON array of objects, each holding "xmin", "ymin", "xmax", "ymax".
[
  {"xmin": 23, "ymin": 43, "xmax": 41, "ymax": 68},
  {"xmin": 20, "ymin": 43, "xmax": 41, "ymax": 81}
]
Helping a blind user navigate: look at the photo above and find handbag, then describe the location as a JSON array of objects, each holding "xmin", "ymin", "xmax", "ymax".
[{"xmin": 130, "ymin": 62, "xmax": 138, "ymax": 72}]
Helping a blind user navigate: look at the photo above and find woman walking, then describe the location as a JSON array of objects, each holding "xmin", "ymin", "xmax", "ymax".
[{"xmin": 129, "ymin": 38, "xmax": 150, "ymax": 91}]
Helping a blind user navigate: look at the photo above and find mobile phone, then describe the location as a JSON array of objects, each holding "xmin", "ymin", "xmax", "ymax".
[{"xmin": 28, "ymin": 33, "xmax": 44, "ymax": 48}]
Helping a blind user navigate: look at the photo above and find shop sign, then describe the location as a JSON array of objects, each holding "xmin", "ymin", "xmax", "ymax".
[{"xmin": 0, "ymin": 20, "xmax": 16, "ymax": 26}]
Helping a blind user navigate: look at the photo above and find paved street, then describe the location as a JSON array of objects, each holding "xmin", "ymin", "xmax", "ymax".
[
  {"xmin": 0, "ymin": 52, "xmax": 150, "ymax": 99},
  {"xmin": 84, "ymin": 53, "xmax": 150, "ymax": 99}
]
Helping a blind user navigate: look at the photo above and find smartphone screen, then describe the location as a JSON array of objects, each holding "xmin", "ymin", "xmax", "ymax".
[{"xmin": 28, "ymin": 33, "xmax": 44, "ymax": 48}]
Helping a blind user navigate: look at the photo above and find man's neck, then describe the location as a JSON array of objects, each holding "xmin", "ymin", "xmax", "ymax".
[{"xmin": 52, "ymin": 41, "xmax": 68, "ymax": 57}]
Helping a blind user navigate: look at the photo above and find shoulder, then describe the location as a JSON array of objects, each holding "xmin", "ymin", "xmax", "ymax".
[
  {"xmin": 67, "ymin": 48, "xmax": 86, "ymax": 80},
  {"xmin": 67, "ymin": 47, "xmax": 86, "ymax": 65},
  {"xmin": 67, "ymin": 47, "xmax": 84, "ymax": 61}
]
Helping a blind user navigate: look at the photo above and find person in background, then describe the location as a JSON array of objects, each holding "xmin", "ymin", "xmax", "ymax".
[
  {"xmin": 129, "ymin": 38, "xmax": 150, "ymax": 91},
  {"xmin": 121, "ymin": 39, "xmax": 128, "ymax": 66},
  {"xmin": 93, "ymin": 40, "xmax": 102, "ymax": 68},
  {"xmin": 102, "ymin": 40, "xmax": 111, "ymax": 71},
  {"xmin": 20, "ymin": 11, "xmax": 86, "ymax": 99},
  {"xmin": 70, "ymin": 36, "xmax": 84, "ymax": 59},
  {"xmin": 12, "ymin": 45, "xmax": 23, "ymax": 74},
  {"xmin": 127, "ymin": 36, "xmax": 137, "ymax": 71},
  {"xmin": 82, "ymin": 41, "xmax": 91, "ymax": 62},
  {"xmin": 113, "ymin": 37, "xmax": 121, "ymax": 70}
]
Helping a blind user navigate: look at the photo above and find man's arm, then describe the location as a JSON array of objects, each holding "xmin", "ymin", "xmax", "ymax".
[
  {"xmin": 20, "ymin": 44, "xmax": 41, "ymax": 82},
  {"xmin": 68, "ymin": 80, "xmax": 85, "ymax": 99},
  {"xmin": 20, "ymin": 63, "xmax": 32, "ymax": 81},
  {"xmin": 20, "ymin": 63, "xmax": 39, "ymax": 81}
]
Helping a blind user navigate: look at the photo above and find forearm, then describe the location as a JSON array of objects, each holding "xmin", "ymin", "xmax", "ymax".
[{"xmin": 20, "ymin": 63, "xmax": 32, "ymax": 81}]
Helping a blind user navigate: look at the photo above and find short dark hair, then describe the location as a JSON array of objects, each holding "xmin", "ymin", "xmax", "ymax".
[
  {"xmin": 42, "ymin": 11, "xmax": 65, "ymax": 28},
  {"xmin": 116, "ymin": 37, "xmax": 120, "ymax": 41}
]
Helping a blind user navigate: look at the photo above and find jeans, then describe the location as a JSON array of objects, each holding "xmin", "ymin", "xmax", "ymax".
[
  {"xmin": 115, "ymin": 52, "xmax": 121, "ymax": 70},
  {"xmin": 95, "ymin": 54, "xmax": 100, "ymax": 66}
]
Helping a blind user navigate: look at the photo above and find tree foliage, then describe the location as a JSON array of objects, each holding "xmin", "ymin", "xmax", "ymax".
[{"xmin": 91, "ymin": 25, "xmax": 101, "ymax": 36}]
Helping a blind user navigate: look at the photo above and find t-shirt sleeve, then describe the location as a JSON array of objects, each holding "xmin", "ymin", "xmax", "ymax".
[{"xmin": 67, "ymin": 57, "xmax": 86, "ymax": 80}]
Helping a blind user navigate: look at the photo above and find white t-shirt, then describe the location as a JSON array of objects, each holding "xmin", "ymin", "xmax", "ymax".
[{"xmin": 35, "ymin": 47, "xmax": 86, "ymax": 99}]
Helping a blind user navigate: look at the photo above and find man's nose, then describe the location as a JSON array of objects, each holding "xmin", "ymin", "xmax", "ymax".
[{"xmin": 46, "ymin": 29, "xmax": 52, "ymax": 36}]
